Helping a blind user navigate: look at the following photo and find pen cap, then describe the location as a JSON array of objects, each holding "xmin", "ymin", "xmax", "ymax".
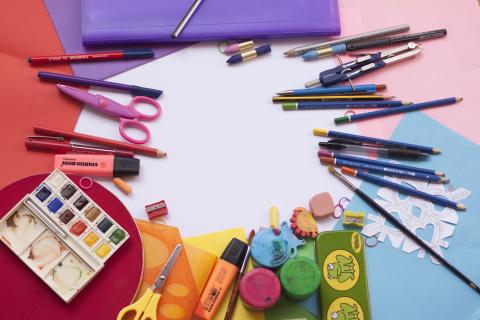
[
  {"xmin": 113, "ymin": 156, "xmax": 140, "ymax": 177},
  {"xmin": 122, "ymin": 48, "xmax": 155, "ymax": 59},
  {"xmin": 221, "ymin": 238, "xmax": 248, "ymax": 268}
]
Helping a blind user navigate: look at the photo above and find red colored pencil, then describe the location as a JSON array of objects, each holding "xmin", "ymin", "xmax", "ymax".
[
  {"xmin": 25, "ymin": 138, "xmax": 135, "ymax": 158},
  {"xmin": 28, "ymin": 48, "xmax": 154, "ymax": 65},
  {"xmin": 33, "ymin": 126, "xmax": 167, "ymax": 158}
]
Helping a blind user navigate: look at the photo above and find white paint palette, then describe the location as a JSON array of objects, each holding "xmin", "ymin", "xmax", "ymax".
[{"xmin": 0, "ymin": 170, "xmax": 129, "ymax": 302}]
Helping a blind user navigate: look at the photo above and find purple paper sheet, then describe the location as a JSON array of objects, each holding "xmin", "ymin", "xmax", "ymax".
[{"xmin": 43, "ymin": 0, "xmax": 189, "ymax": 79}]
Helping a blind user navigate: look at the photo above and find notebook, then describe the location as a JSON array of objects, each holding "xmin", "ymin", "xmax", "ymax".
[{"xmin": 81, "ymin": 0, "xmax": 340, "ymax": 45}]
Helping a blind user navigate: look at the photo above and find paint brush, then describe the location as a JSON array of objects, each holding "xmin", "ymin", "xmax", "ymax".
[
  {"xmin": 224, "ymin": 229, "xmax": 255, "ymax": 320},
  {"xmin": 327, "ymin": 165, "xmax": 480, "ymax": 295}
]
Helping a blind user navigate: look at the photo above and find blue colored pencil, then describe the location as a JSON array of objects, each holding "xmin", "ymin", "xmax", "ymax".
[
  {"xmin": 318, "ymin": 150, "xmax": 444, "ymax": 176},
  {"xmin": 320, "ymin": 156, "xmax": 448, "ymax": 183},
  {"xmin": 276, "ymin": 84, "xmax": 385, "ymax": 96},
  {"xmin": 335, "ymin": 97, "xmax": 462, "ymax": 124},
  {"xmin": 283, "ymin": 100, "xmax": 409, "ymax": 111},
  {"xmin": 313, "ymin": 128, "xmax": 440, "ymax": 154},
  {"xmin": 341, "ymin": 166, "xmax": 465, "ymax": 210}
]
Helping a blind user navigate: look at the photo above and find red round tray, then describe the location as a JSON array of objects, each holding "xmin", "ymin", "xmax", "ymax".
[{"xmin": 0, "ymin": 173, "xmax": 143, "ymax": 320}]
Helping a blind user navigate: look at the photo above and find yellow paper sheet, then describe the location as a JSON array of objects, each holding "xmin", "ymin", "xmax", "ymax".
[{"xmin": 184, "ymin": 227, "xmax": 264, "ymax": 320}]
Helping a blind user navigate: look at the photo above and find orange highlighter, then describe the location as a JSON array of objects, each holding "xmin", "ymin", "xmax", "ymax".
[{"xmin": 194, "ymin": 238, "xmax": 248, "ymax": 320}]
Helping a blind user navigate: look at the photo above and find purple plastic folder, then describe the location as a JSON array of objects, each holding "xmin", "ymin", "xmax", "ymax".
[
  {"xmin": 82, "ymin": 0, "xmax": 340, "ymax": 45},
  {"xmin": 44, "ymin": 0, "xmax": 189, "ymax": 79}
]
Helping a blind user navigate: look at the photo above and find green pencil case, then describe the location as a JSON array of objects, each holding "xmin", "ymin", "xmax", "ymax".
[{"xmin": 316, "ymin": 230, "xmax": 371, "ymax": 320}]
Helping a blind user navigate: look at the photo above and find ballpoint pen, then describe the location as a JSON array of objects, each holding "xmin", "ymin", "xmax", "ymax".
[
  {"xmin": 276, "ymin": 84, "xmax": 386, "ymax": 96},
  {"xmin": 303, "ymin": 29, "xmax": 447, "ymax": 60}
]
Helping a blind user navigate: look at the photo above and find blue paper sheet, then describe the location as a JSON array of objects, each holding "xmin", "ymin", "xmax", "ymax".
[{"xmin": 336, "ymin": 113, "xmax": 480, "ymax": 319}]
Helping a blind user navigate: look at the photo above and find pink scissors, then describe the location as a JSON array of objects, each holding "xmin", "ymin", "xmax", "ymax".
[{"xmin": 57, "ymin": 84, "xmax": 161, "ymax": 144}]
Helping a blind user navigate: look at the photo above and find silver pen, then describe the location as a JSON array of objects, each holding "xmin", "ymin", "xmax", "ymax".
[
  {"xmin": 284, "ymin": 24, "xmax": 410, "ymax": 57},
  {"xmin": 171, "ymin": 0, "xmax": 204, "ymax": 39}
]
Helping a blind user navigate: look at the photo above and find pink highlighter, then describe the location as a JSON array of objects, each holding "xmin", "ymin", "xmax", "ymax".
[
  {"xmin": 223, "ymin": 40, "xmax": 254, "ymax": 55},
  {"xmin": 54, "ymin": 154, "xmax": 140, "ymax": 177}
]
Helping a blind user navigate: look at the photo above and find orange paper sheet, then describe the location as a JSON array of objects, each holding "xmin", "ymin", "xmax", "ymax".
[
  {"xmin": 0, "ymin": 0, "xmax": 81, "ymax": 187},
  {"xmin": 135, "ymin": 220, "xmax": 200, "ymax": 320}
]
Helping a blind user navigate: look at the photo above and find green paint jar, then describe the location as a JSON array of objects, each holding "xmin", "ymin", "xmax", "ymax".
[{"xmin": 279, "ymin": 256, "xmax": 321, "ymax": 301}]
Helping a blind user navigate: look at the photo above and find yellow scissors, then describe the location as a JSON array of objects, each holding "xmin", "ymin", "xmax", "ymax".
[{"xmin": 117, "ymin": 244, "xmax": 182, "ymax": 320}]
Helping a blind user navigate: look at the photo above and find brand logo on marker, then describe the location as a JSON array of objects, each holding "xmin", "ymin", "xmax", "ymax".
[{"xmin": 61, "ymin": 160, "xmax": 98, "ymax": 167}]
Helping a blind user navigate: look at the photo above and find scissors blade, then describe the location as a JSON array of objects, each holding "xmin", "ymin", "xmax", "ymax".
[{"xmin": 152, "ymin": 244, "xmax": 182, "ymax": 292}]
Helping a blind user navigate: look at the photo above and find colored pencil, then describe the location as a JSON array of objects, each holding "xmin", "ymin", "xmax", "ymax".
[
  {"xmin": 273, "ymin": 95, "xmax": 393, "ymax": 103},
  {"xmin": 224, "ymin": 229, "xmax": 255, "ymax": 320},
  {"xmin": 283, "ymin": 100, "xmax": 408, "ymax": 110},
  {"xmin": 341, "ymin": 166, "xmax": 463, "ymax": 209},
  {"xmin": 28, "ymin": 49, "xmax": 154, "ymax": 64},
  {"xmin": 33, "ymin": 126, "xmax": 166, "ymax": 158},
  {"xmin": 335, "ymin": 97, "xmax": 461, "ymax": 124},
  {"xmin": 328, "ymin": 166, "xmax": 479, "ymax": 295},
  {"xmin": 313, "ymin": 128, "xmax": 440, "ymax": 154},
  {"xmin": 318, "ymin": 150, "xmax": 443, "ymax": 176},
  {"xmin": 320, "ymin": 156, "xmax": 447, "ymax": 183},
  {"xmin": 276, "ymin": 84, "xmax": 386, "ymax": 96}
]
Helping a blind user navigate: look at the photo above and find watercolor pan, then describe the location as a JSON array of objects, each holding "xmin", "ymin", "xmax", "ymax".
[
  {"xmin": 0, "ymin": 170, "xmax": 129, "ymax": 303},
  {"xmin": 60, "ymin": 184, "xmax": 77, "ymax": 200}
]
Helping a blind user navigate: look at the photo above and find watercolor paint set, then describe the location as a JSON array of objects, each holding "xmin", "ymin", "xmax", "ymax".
[{"xmin": 0, "ymin": 170, "xmax": 129, "ymax": 302}]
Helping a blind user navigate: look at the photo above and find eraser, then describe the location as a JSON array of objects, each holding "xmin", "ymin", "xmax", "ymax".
[{"xmin": 309, "ymin": 192, "xmax": 335, "ymax": 219}]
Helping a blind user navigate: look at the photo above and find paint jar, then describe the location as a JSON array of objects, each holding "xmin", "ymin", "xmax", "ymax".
[
  {"xmin": 279, "ymin": 257, "xmax": 321, "ymax": 301},
  {"xmin": 239, "ymin": 268, "xmax": 281, "ymax": 311}
]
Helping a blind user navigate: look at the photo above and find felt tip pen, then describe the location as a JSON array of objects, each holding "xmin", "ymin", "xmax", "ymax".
[
  {"xmin": 54, "ymin": 154, "xmax": 140, "ymax": 177},
  {"xmin": 194, "ymin": 238, "xmax": 248, "ymax": 320},
  {"xmin": 25, "ymin": 138, "xmax": 134, "ymax": 157},
  {"xmin": 37, "ymin": 71, "xmax": 163, "ymax": 99},
  {"xmin": 28, "ymin": 48, "xmax": 155, "ymax": 65},
  {"xmin": 227, "ymin": 45, "xmax": 271, "ymax": 65},
  {"xmin": 303, "ymin": 29, "xmax": 447, "ymax": 60},
  {"xmin": 313, "ymin": 128, "xmax": 441, "ymax": 154},
  {"xmin": 318, "ymin": 141, "xmax": 429, "ymax": 159}
]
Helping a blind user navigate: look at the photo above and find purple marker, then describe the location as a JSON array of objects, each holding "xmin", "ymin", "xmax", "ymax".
[
  {"xmin": 37, "ymin": 71, "xmax": 162, "ymax": 98},
  {"xmin": 227, "ymin": 44, "xmax": 271, "ymax": 65}
]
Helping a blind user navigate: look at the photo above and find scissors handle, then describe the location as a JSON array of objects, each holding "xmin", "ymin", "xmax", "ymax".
[
  {"xmin": 119, "ymin": 118, "xmax": 151, "ymax": 144},
  {"xmin": 117, "ymin": 288, "xmax": 161, "ymax": 320},
  {"xmin": 128, "ymin": 96, "xmax": 162, "ymax": 120}
]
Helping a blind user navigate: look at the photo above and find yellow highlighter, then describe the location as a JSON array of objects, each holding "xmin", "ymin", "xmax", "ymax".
[{"xmin": 117, "ymin": 244, "xmax": 182, "ymax": 320}]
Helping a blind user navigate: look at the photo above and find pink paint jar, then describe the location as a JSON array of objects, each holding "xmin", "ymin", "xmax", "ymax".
[{"xmin": 239, "ymin": 268, "xmax": 281, "ymax": 311}]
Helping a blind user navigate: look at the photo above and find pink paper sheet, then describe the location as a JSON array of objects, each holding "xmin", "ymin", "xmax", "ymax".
[{"xmin": 338, "ymin": 0, "xmax": 480, "ymax": 144}]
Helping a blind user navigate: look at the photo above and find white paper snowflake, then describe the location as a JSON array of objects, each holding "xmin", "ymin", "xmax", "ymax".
[{"xmin": 361, "ymin": 175, "xmax": 471, "ymax": 263}]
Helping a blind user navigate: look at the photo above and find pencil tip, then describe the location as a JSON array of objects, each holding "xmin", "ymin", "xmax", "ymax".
[
  {"xmin": 435, "ymin": 171, "xmax": 445, "ymax": 176},
  {"xmin": 457, "ymin": 203, "xmax": 466, "ymax": 210},
  {"xmin": 276, "ymin": 90, "xmax": 292, "ymax": 96},
  {"xmin": 456, "ymin": 97, "xmax": 463, "ymax": 102},
  {"xmin": 440, "ymin": 178, "xmax": 450, "ymax": 184},
  {"xmin": 157, "ymin": 150, "xmax": 167, "ymax": 158},
  {"xmin": 402, "ymin": 101, "xmax": 413, "ymax": 105},
  {"xmin": 432, "ymin": 148, "xmax": 442, "ymax": 154}
]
